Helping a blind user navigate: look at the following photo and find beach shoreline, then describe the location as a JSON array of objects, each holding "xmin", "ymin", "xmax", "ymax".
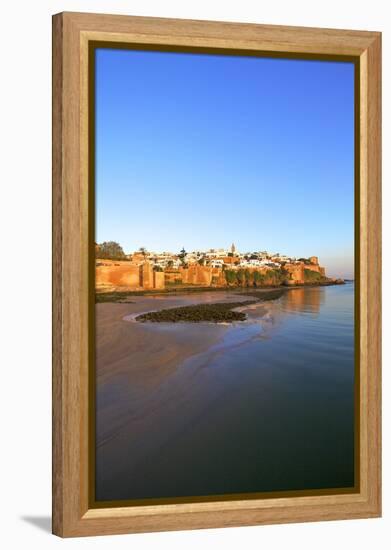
[
  {"xmin": 95, "ymin": 289, "xmax": 275, "ymax": 499},
  {"xmin": 95, "ymin": 279, "xmax": 346, "ymax": 304}
]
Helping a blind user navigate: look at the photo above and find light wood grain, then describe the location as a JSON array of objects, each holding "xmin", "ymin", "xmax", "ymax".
[
  {"xmin": 67, "ymin": 11, "xmax": 379, "ymax": 55},
  {"xmin": 364, "ymin": 34, "xmax": 382, "ymax": 513},
  {"xmin": 52, "ymin": 12, "xmax": 381, "ymax": 537},
  {"xmin": 52, "ymin": 12, "xmax": 63, "ymax": 537}
]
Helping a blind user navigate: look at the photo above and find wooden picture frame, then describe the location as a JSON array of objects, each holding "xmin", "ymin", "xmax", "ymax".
[{"xmin": 52, "ymin": 11, "xmax": 381, "ymax": 537}]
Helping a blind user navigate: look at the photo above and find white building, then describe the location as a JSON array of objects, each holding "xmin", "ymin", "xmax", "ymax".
[{"xmin": 209, "ymin": 259, "xmax": 225, "ymax": 268}]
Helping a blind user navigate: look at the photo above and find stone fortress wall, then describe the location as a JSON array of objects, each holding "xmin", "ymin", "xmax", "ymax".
[
  {"xmin": 96, "ymin": 256, "xmax": 327, "ymax": 292},
  {"xmin": 284, "ymin": 256, "xmax": 325, "ymax": 284}
]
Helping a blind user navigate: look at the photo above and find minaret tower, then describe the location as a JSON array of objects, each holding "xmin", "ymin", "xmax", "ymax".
[{"xmin": 231, "ymin": 243, "xmax": 236, "ymax": 255}]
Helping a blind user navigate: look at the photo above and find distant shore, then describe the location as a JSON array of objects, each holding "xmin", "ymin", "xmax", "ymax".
[{"xmin": 96, "ymin": 279, "xmax": 345, "ymax": 304}]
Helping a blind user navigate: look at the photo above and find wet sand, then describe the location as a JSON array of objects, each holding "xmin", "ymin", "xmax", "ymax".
[
  {"xmin": 95, "ymin": 291, "xmax": 265, "ymax": 498},
  {"xmin": 96, "ymin": 291, "xmax": 255, "ymax": 387}
]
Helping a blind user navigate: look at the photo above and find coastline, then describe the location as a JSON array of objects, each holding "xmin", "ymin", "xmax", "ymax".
[
  {"xmin": 95, "ymin": 292, "xmax": 249, "ymax": 419},
  {"xmin": 95, "ymin": 279, "xmax": 345, "ymax": 303}
]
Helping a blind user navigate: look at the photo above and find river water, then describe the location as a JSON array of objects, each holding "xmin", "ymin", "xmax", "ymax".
[{"xmin": 95, "ymin": 283, "xmax": 355, "ymax": 501}]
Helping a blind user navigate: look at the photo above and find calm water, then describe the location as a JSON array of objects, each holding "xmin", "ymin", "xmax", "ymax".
[{"xmin": 96, "ymin": 283, "xmax": 355, "ymax": 501}]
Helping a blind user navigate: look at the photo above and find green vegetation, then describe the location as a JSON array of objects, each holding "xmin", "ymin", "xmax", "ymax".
[
  {"xmin": 178, "ymin": 247, "xmax": 187, "ymax": 266},
  {"xmin": 304, "ymin": 269, "xmax": 323, "ymax": 282},
  {"xmin": 96, "ymin": 241, "xmax": 126, "ymax": 260},
  {"xmin": 138, "ymin": 247, "xmax": 148, "ymax": 259},
  {"xmin": 224, "ymin": 268, "xmax": 288, "ymax": 287},
  {"xmin": 252, "ymin": 271, "xmax": 265, "ymax": 285},
  {"xmin": 264, "ymin": 268, "xmax": 282, "ymax": 285},
  {"xmin": 236, "ymin": 269, "xmax": 246, "ymax": 286},
  {"xmin": 224, "ymin": 270, "xmax": 237, "ymax": 285}
]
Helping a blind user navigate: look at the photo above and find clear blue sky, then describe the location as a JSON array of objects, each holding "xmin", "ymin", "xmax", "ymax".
[{"xmin": 95, "ymin": 48, "xmax": 355, "ymax": 278}]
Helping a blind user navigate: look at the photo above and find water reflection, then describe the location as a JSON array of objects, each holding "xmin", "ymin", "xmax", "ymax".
[
  {"xmin": 96, "ymin": 284, "xmax": 355, "ymax": 501},
  {"xmin": 282, "ymin": 287, "xmax": 324, "ymax": 315}
]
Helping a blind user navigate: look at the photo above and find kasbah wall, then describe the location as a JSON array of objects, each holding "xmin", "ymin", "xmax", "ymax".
[
  {"xmin": 96, "ymin": 256, "xmax": 326, "ymax": 291},
  {"xmin": 284, "ymin": 257, "xmax": 325, "ymax": 285},
  {"xmin": 96, "ymin": 261, "xmax": 164, "ymax": 291}
]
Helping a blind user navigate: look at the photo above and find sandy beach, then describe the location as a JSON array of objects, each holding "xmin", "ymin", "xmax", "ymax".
[{"xmin": 95, "ymin": 291, "xmax": 267, "ymax": 498}]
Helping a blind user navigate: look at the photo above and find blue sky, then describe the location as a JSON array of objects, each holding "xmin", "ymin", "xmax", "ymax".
[{"xmin": 95, "ymin": 48, "xmax": 355, "ymax": 278}]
